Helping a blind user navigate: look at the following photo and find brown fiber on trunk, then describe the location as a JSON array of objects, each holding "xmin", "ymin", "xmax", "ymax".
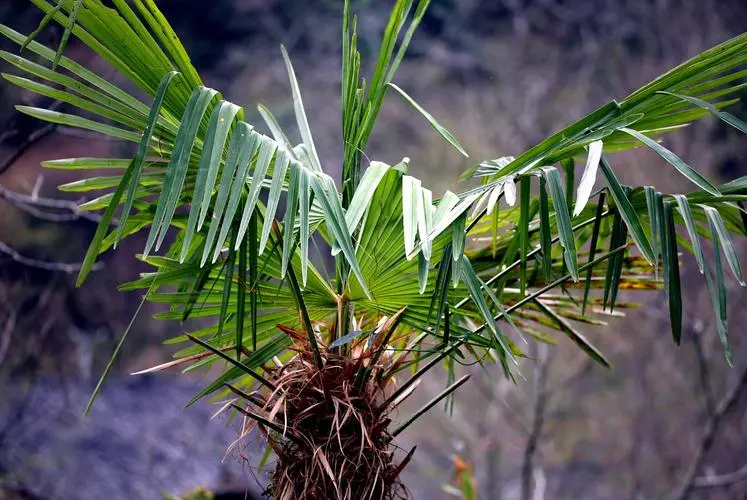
[
  {"xmin": 227, "ymin": 319, "xmax": 417, "ymax": 500},
  {"xmin": 263, "ymin": 351, "xmax": 411, "ymax": 499}
]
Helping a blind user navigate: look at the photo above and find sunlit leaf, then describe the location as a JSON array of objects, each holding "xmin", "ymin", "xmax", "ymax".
[
  {"xmin": 644, "ymin": 186, "xmax": 661, "ymax": 277},
  {"xmin": 145, "ymin": 86, "xmax": 219, "ymax": 257},
  {"xmin": 659, "ymin": 91, "xmax": 747, "ymax": 135},
  {"xmin": 599, "ymin": 157, "xmax": 655, "ymax": 265},
  {"xmin": 673, "ymin": 194, "xmax": 705, "ymax": 274},
  {"xmin": 582, "ymin": 191, "xmax": 606, "ymax": 314},
  {"xmin": 281, "ymin": 45, "xmax": 322, "ymax": 172},
  {"xmin": 621, "ymin": 127, "xmax": 720, "ymax": 196},
  {"xmin": 704, "ymin": 216, "xmax": 732, "ymax": 366},
  {"xmin": 388, "ymin": 83, "xmax": 469, "ymax": 157},
  {"xmin": 518, "ymin": 175, "xmax": 531, "ymax": 293},
  {"xmin": 540, "ymin": 167, "xmax": 578, "ymax": 281},
  {"xmin": 54, "ymin": 0, "xmax": 84, "ymax": 69},
  {"xmin": 119, "ymin": 70, "xmax": 179, "ymax": 247},
  {"xmin": 701, "ymin": 205, "xmax": 746, "ymax": 286},
  {"xmin": 573, "ymin": 140, "xmax": 603, "ymax": 216},
  {"xmin": 538, "ymin": 175, "xmax": 553, "ymax": 280},
  {"xmin": 259, "ymin": 148, "xmax": 290, "ymax": 255},
  {"xmin": 402, "ymin": 175, "xmax": 420, "ymax": 259}
]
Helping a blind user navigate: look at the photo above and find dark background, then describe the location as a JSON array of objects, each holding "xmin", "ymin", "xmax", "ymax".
[{"xmin": 1, "ymin": 0, "xmax": 747, "ymax": 498}]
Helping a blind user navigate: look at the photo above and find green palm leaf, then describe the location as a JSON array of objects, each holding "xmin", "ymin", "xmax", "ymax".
[{"xmin": 4, "ymin": 0, "xmax": 747, "ymax": 429}]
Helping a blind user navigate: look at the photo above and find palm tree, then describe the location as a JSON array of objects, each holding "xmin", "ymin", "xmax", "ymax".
[{"xmin": 2, "ymin": 0, "xmax": 746, "ymax": 498}]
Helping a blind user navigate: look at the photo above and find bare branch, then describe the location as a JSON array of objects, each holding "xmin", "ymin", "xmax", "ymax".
[
  {"xmin": 672, "ymin": 363, "xmax": 747, "ymax": 500},
  {"xmin": 693, "ymin": 464, "xmax": 747, "ymax": 489},
  {"xmin": 0, "ymin": 103, "xmax": 105, "ymax": 224},
  {"xmin": 0, "ymin": 100, "xmax": 63, "ymax": 177},
  {"xmin": 0, "ymin": 309, "xmax": 15, "ymax": 367},
  {"xmin": 689, "ymin": 322, "xmax": 716, "ymax": 416},
  {"xmin": 521, "ymin": 342, "xmax": 551, "ymax": 500},
  {"xmin": 0, "ymin": 183, "xmax": 103, "ymax": 224},
  {"xmin": 0, "ymin": 240, "xmax": 102, "ymax": 274},
  {"xmin": 0, "ymin": 123, "xmax": 56, "ymax": 176}
]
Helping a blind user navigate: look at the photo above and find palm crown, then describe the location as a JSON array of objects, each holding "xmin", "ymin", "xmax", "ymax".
[{"xmin": 3, "ymin": 0, "xmax": 747, "ymax": 497}]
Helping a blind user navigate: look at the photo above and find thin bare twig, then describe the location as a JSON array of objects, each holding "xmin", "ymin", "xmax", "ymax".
[
  {"xmin": 689, "ymin": 323, "xmax": 716, "ymax": 417},
  {"xmin": 0, "ymin": 130, "xmax": 17, "ymax": 144},
  {"xmin": 672, "ymin": 363, "xmax": 747, "ymax": 500},
  {"xmin": 0, "ymin": 183, "xmax": 103, "ymax": 223},
  {"xmin": 0, "ymin": 103, "xmax": 104, "ymax": 224},
  {"xmin": 0, "ymin": 309, "xmax": 15, "ymax": 366},
  {"xmin": 0, "ymin": 100, "xmax": 63, "ymax": 176},
  {"xmin": 0, "ymin": 309, "xmax": 54, "ymax": 452},
  {"xmin": 521, "ymin": 343, "xmax": 550, "ymax": 500},
  {"xmin": 547, "ymin": 355, "xmax": 592, "ymax": 397},
  {"xmin": 693, "ymin": 463, "xmax": 747, "ymax": 488},
  {"xmin": 0, "ymin": 123, "xmax": 56, "ymax": 176},
  {"xmin": 0, "ymin": 240, "xmax": 102, "ymax": 274}
]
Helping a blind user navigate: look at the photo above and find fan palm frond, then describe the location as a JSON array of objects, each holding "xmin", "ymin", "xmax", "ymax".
[{"xmin": 2, "ymin": 1, "xmax": 747, "ymax": 496}]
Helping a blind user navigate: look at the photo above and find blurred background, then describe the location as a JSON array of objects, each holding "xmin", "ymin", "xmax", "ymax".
[{"xmin": 1, "ymin": 0, "xmax": 747, "ymax": 498}]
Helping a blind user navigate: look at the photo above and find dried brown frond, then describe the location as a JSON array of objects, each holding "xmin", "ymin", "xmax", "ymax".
[
  {"xmin": 263, "ymin": 349, "xmax": 410, "ymax": 500},
  {"xmin": 229, "ymin": 323, "xmax": 416, "ymax": 500}
]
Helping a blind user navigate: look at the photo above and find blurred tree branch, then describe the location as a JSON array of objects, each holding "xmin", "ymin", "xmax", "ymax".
[
  {"xmin": 0, "ymin": 100, "xmax": 101, "ymax": 224},
  {"xmin": 0, "ymin": 241, "xmax": 100, "ymax": 274},
  {"xmin": 0, "ymin": 100, "xmax": 104, "ymax": 274},
  {"xmin": 521, "ymin": 341, "xmax": 550, "ymax": 500},
  {"xmin": 673, "ymin": 361, "xmax": 747, "ymax": 499},
  {"xmin": 693, "ymin": 463, "xmax": 747, "ymax": 489},
  {"xmin": 0, "ymin": 309, "xmax": 14, "ymax": 367},
  {"xmin": 689, "ymin": 323, "xmax": 716, "ymax": 417},
  {"xmin": 0, "ymin": 123, "xmax": 56, "ymax": 176},
  {"xmin": 0, "ymin": 183, "xmax": 103, "ymax": 224},
  {"xmin": 0, "ymin": 100, "xmax": 61, "ymax": 176},
  {"xmin": 0, "ymin": 302, "xmax": 53, "ymax": 458}
]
